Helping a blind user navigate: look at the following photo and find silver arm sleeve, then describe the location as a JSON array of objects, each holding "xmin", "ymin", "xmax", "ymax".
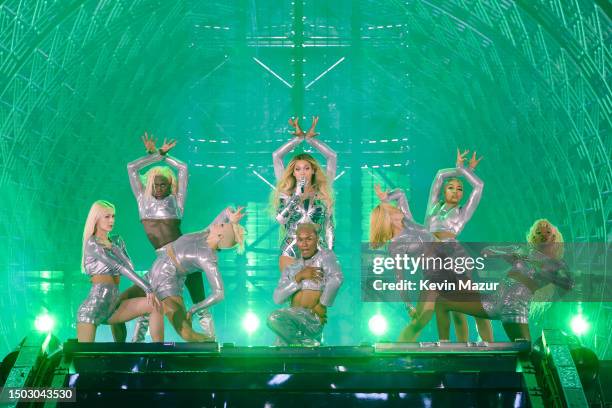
[
  {"xmin": 386, "ymin": 189, "xmax": 414, "ymax": 222},
  {"xmin": 456, "ymin": 166, "xmax": 483, "ymax": 226},
  {"xmin": 426, "ymin": 168, "xmax": 461, "ymax": 215},
  {"xmin": 305, "ymin": 137, "xmax": 337, "ymax": 183},
  {"xmin": 325, "ymin": 213, "xmax": 335, "ymax": 250},
  {"xmin": 112, "ymin": 237, "xmax": 135, "ymax": 271},
  {"xmin": 275, "ymin": 193, "xmax": 300, "ymax": 225},
  {"xmin": 163, "ymin": 154, "xmax": 188, "ymax": 213},
  {"xmin": 188, "ymin": 256, "xmax": 225, "ymax": 314},
  {"xmin": 86, "ymin": 239, "xmax": 153, "ymax": 293},
  {"xmin": 127, "ymin": 152, "xmax": 164, "ymax": 200},
  {"xmin": 272, "ymin": 137, "xmax": 303, "ymax": 181},
  {"xmin": 481, "ymin": 245, "xmax": 523, "ymax": 263},
  {"xmin": 319, "ymin": 251, "xmax": 343, "ymax": 307},
  {"xmin": 273, "ymin": 264, "xmax": 302, "ymax": 304}
]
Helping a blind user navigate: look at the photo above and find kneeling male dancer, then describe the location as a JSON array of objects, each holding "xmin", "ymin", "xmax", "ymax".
[{"xmin": 268, "ymin": 223, "xmax": 343, "ymax": 346}]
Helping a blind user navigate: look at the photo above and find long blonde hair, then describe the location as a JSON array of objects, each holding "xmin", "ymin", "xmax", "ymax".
[
  {"xmin": 81, "ymin": 200, "xmax": 115, "ymax": 270},
  {"xmin": 369, "ymin": 203, "xmax": 396, "ymax": 249},
  {"xmin": 142, "ymin": 166, "xmax": 178, "ymax": 198},
  {"xmin": 526, "ymin": 218, "xmax": 564, "ymax": 259},
  {"xmin": 271, "ymin": 153, "xmax": 334, "ymax": 214},
  {"xmin": 231, "ymin": 223, "xmax": 247, "ymax": 254}
]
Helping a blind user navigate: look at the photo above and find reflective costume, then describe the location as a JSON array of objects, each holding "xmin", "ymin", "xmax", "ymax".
[
  {"xmin": 267, "ymin": 249, "xmax": 343, "ymax": 346},
  {"xmin": 386, "ymin": 189, "xmax": 435, "ymax": 256},
  {"xmin": 425, "ymin": 166, "xmax": 483, "ymax": 237},
  {"xmin": 148, "ymin": 209, "xmax": 228, "ymax": 316},
  {"xmin": 77, "ymin": 235, "xmax": 152, "ymax": 325},
  {"xmin": 273, "ymin": 137, "xmax": 337, "ymax": 257},
  {"xmin": 127, "ymin": 152, "xmax": 188, "ymax": 220},
  {"xmin": 480, "ymin": 245, "xmax": 572, "ymax": 323},
  {"xmin": 384, "ymin": 190, "xmax": 436, "ymax": 305},
  {"xmin": 424, "ymin": 166, "xmax": 483, "ymax": 283},
  {"xmin": 128, "ymin": 152, "xmax": 216, "ymax": 339}
]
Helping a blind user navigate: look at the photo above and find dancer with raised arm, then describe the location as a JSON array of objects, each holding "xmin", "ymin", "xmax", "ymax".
[
  {"xmin": 112, "ymin": 134, "xmax": 214, "ymax": 342},
  {"xmin": 424, "ymin": 149, "xmax": 493, "ymax": 342},
  {"xmin": 272, "ymin": 117, "xmax": 337, "ymax": 272}
]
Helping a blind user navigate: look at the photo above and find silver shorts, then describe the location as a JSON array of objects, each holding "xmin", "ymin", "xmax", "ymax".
[
  {"xmin": 481, "ymin": 278, "xmax": 531, "ymax": 324},
  {"xmin": 77, "ymin": 283, "xmax": 120, "ymax": 325},
  {"xmin": 267, "ymin": 306, "xmax": 323, "ymax": 346},
  {"xmin": 148, "ymin": 254, "xmax": 185, "ymax": 300}
]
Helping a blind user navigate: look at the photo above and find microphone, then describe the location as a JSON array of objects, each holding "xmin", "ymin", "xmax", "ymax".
[{"xmin": 297, "ymin": 177, "xmax": 306, "ymax": 195}]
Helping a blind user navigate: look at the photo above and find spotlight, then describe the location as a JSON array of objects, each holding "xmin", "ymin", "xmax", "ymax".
[
  {"xmin": 242, "ymin": 311, "xmax": 260, "ymax": 334},
  {"xmin": 34, "ymin": 314, "xmax": 55, "ymax": 333},
  {"xmin": 570, "ymin": 315, "xmax": 589, "ymax": 336},
  {"xmin": 368, "ymin": 314, "xmax": 388, "ymax": 336}
]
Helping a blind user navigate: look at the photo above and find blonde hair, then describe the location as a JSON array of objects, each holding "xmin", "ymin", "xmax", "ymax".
[
  {"xmin": 232, "ymin": 223, "xmax": 246, "ymax": 254},
  {"xmin": 271, "ymin": 153, "xmax": 334, "ymax": 213},
  {"xmin": 526, "ymin": 218, "xmax": 564, "ymax": 259},
  {"xmin": 142, "ymin": 166, "xmax": 178, "ymax": 198},
  {"xmin": 218, "ymin": 223, "xmax": 247, "ymax": 254},
  {"xmin": 369, "ymin": 203, "xmax": 396, "ymax": 249},
  {"xmin": 81, "ymin": 200, "xmax": 115, "ymax": 270}
]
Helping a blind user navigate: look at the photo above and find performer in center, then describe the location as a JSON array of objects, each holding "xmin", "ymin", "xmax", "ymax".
[{"xmin": 267, "ymin": 223, "xmax": 343, "ymax": 346}]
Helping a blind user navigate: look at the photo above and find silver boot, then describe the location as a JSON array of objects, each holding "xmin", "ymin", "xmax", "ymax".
[
  {"xmin": 131, "ymin": 314, "xmax": 149, "ymax": 343},
  {"xmin": 195, "ymin": 309, "xmax": 216, "ymax": 340}
]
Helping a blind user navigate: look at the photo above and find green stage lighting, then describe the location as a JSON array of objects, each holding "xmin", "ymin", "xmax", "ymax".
[
  {"xmin": 242, "ymin": 311, "xmax": 260, "ymax": 334},
  {"xmin": 34, "ymin": 314, "xmax": 55, "ymax": 333},
  {"xmin": 570, "ymin": 314, "xmax": 589, "ymax": 336},
  {"xmin": 368, "ymin": 314, "xmax": 388, "ymax": 336}
]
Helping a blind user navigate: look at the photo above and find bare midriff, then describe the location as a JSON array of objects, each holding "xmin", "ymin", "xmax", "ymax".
[
  {"xmin": 433, "ymin": 231, "xmax": 456, "ymax": 241},
  {"xmin": 142, "ymin": 218, "xmax": 182, "ymax": 249},
  {"xmin": 91, "ymin": 275, "xmax": 120, "ymax": 285},
  {"xmin": 292, "ymin": 289, "xmax": 321, "ymax": 309}
]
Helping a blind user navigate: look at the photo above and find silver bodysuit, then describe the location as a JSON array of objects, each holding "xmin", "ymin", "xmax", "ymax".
[
  {"xmin": 384, "ymin": 190, "xmax": 436, "ymax": 304},
  {"xmin": 77, "ymin": 235, "xmax": 152, "ymax": 325},
  {"xmin": 273, "ymin": 137, "xmax": 337, "ymax": 257},
  {"xmin": 127, "ymin": 152, "xmax": 188, "ymax": 220},
  {"xmin": 267, "ymin": 249, "xmax": 343, "ymax": 345},
  {"xmin": 425, "ymin": 166, "xmax": 483, "ymax": 237},
  {"xmin": 480, "ymin": 245, "xmax": 571, "ymax": 323},
  {"xmin": 147, "ymin": 209, "xmax": 228, "ymax": 315}
]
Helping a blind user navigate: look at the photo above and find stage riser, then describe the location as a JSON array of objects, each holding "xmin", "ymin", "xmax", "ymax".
[
  {"xmin": 63, "ymin": 390, "xmax": 530, "ymax": 408},
  {"xmin": 66, "ymin": 371, "xmax": 526, "ymax": 390}
]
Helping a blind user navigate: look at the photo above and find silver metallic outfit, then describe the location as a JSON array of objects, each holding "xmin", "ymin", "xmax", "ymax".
[
  {"xmin": 386, "ymin": 189, "xmax": 435, "ymax": 256},
  {"xmin": 384, "ymin": 190, "xmax": 435, "ymax": 306},
  {"xmin": 273, "ymin": 137, "xmax": 337, "ymax": 257},
  {"xmin": 425, "ymin": 166, "xmax": 483, "ymax": 236},
  {"xmin": 480, "ymin": 245, "xmax": 571, "ymax": 324},
  {"xmin": 127, "ymin": 152, "xmax": 188, "ymax": 220},
  {"xmin": 267, "ymin": 249, "xmax": 343, "ymax": 346},
  {"xmin": 147, "ymin": 209, "xmax": 228, "ymax": 316},
  {"xmin": 77, "ymin": 236, "xmax": 152, "ymax": 325},
  {"xmin": 425, "ymin": 166, "xmax": 483, "ymax": 284}
]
